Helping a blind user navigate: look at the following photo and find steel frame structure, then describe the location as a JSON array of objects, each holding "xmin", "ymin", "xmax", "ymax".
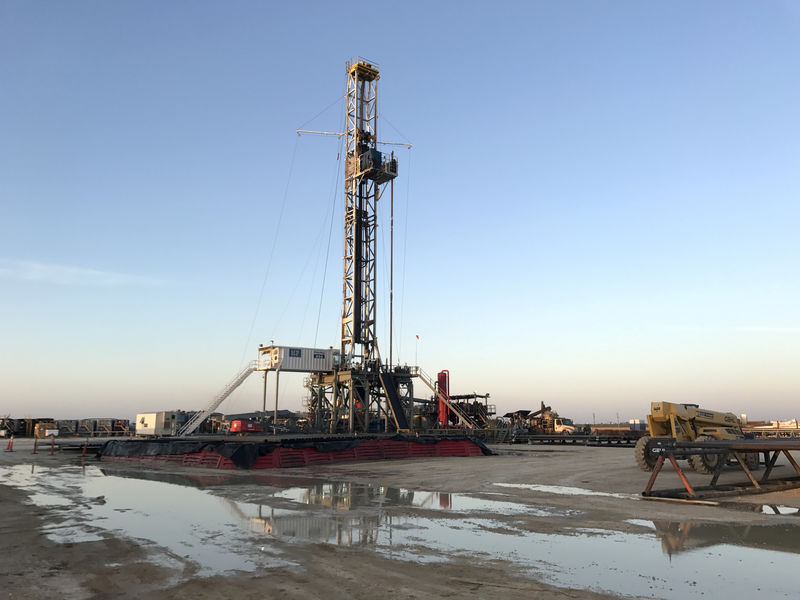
[
  {"xmin": 341, "ymin": 59, "xmax": 380, "ymax": 365},
  {"xmin": 642, "ymin": 437, "xmax": 800, "ymax": 499},
  {"xmin": 307, "ymin": 58, "xmax": 411, "ymax": 434}
]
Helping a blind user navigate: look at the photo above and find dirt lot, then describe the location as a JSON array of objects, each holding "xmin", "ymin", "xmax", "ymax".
[{"xmin": 2, "ymin": 439, "xmax": 799, "ymax": 599}]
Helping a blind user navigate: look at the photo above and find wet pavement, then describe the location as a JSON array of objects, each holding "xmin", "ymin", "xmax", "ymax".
[{"xmin": 2, "ymin": 462, "xmax": 799, "ymax": 599}]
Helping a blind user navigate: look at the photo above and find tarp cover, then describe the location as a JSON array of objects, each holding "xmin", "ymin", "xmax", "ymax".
[{"xmin": 98, "ymin": 434, "xmax": 491, "ymax": 468}]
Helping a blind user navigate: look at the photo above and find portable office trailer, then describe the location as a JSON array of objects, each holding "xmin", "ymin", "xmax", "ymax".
[
  {"xmin": 135, "ymin": 411, "xmax": 188, "ymax": 437},
  {"xmin": 261, "ymin": 346, "xmax": 340, "ymax": 373}
]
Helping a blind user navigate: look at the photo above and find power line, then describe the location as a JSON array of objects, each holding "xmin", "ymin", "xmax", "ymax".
[{"xmin": 238, "ymin": 136, "xmax": 299, "ymax": 365}]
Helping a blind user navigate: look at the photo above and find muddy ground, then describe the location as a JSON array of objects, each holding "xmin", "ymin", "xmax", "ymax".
[{"xmin": 1, "ymin": 439, "xmax": 799, "ymax": 599}]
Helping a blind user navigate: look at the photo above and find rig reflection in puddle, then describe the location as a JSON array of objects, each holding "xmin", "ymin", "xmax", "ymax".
[{"xmin": 2, "ymin": 463, "xmax": 800, "ymax": 599}]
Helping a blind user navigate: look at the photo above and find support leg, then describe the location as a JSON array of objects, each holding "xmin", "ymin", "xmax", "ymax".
[
  {"xmin": 732, "ymin": 451, "xmax": 760, "ymax": 488},
  {"xmin": 762, "ymin": 450, "xmax": 780, "ymax": 482},
  {"xmin": 710, "ymin": 452, "xmax": 728, "ymax": 487},
  {"xmin": 782, "ymin": 450, "xmax": 800, "ymax": 477},
  {"xmin": 643, "ymin": 455, "xmax": 665, "ymax": 495},
  {"xmin": 668, "ymin": 454, "xmax": 695, "ymax": 497}
]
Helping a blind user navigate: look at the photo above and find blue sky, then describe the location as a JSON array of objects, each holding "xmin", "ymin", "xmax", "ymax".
[{"xmin": 2, "ymin": 1, "xmax": 799, "ymax": 422}]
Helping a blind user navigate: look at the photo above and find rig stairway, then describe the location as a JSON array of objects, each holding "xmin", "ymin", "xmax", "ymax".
[
  {"xmin": 415, "ymin": 369, "xmax": 478, "ymax": 429},
  {"xmin": 379, "ymin": 372, "xmax": 410, "ymax": 432},
  {"xmin": 177, "ymin": 361, "xmax": 258, "ymax": 436}
]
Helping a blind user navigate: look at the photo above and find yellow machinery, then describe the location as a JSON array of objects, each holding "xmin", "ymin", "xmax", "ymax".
[
  {"xmin": 634, "ymin": 402, "xmax": 758, "ymax": 473},
  {"xmin": 33, "ymin": 421, "xmax": 58, "ymax": 439}
]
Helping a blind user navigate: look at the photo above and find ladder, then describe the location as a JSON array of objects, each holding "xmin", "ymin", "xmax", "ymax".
[{"xmin": 177, "ymin": 361, "xmax": 258, "ymax": 436}]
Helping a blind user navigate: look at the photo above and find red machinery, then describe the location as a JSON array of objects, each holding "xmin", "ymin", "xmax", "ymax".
[
  {"xmin": 229, "ymin": 420, "xmax": 263, "ymax": 434},
  {"xmin": 437, "ymin": 370, "xmax": 450, "ymax": 427}
]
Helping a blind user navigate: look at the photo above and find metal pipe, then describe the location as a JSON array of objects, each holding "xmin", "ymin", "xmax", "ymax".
[
  {"xmin": 262, "ymin": 371, "xmax": 268, "ymax": 428},
  {"xmin": 389, "ymin": 175, "xmax": 394, "ymax": 369},
  {"xmin": 274, "ymin": 370, "xmax": 280, "ymax": 436}
]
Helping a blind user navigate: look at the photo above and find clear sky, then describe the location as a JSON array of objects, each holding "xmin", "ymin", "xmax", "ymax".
[{"xmin": 2, "ymin": 1, "xmax": 799, "ymax": 423}]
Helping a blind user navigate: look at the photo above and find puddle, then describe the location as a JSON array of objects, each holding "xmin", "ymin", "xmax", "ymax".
[
  {"xmin": 715, "ymin": 502, "xmax": 800, "ymax": 516},
  {"xmin": 494, "ymin": 482, "xmax": 630, "ymax": 498},
  {"xmin": 1, "ymin": 464, "xmax": 291, "ymax": 573},
  {"xmin": 1, "ymin": 464, "xmax": 799, "ymax": 598},
  {"xmin": 761, "ymin": 505, "xmax": 800, "ymax": 515}
]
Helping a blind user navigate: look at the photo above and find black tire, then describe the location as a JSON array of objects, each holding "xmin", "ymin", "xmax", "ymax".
[
  {"xmin": 688, "ymin": 435, "xmax": 722, "ymax": 474},
  {"xmin": 744, "ymin": 450, "xmax": 761, "ymax": 471},
  {"xmin": 635, "ymin": 436, "xmax": 657, "ymax": 471}
]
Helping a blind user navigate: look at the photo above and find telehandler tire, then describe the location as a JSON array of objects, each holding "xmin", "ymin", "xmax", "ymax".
[
  {"xmin": 744, "ymin": 450, "xmax": 761, "ymax": 471},
  {"xmin": 634, "ymin": 436, "xmax": 658, "ymax": 472},
  {"xmin": 688, "ymin": 435, "xmax": 722, "ymax": 474}
]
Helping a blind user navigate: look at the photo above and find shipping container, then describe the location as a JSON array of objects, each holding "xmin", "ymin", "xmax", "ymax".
[
  {"xmin": 8, "ymin": 419, "xmax": 27, "ymax": 436},
  {"xmin": 0, "ymin": 418, "xmax": 15, "ymax": 437},
  {"xmin": 262, "ymin": 346, "xmax": 340, "ymax": 373},
  {"xmin": 113, "ymin": 419, "xmax": 131, "ymax": 434},
  {"xmin": 94, "ymin": 418, "xmax": 114, "ymax": 434},
  {"xmin": 57, "ymin": 420, "xmax": 79, "ymax": 436},
  {"xmin": 78, "ymin": 419, "xmax": 96, "ymax": 435}
]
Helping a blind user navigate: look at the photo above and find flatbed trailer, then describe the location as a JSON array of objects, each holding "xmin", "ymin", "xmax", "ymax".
[
  {"xmin": 512, "ymin": 433, "xmax": 644, "ymax": 446},
  {"xmin": 744, "ymin": 427, "xmax": 800, "ymax": 439}
]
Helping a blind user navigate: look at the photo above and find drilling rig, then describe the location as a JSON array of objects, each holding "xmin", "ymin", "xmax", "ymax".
[
  {"xmin": 178, "ymin": 58, "xmax": 472, "ymax": 438},
  {"xmin": 287, "ymin": 58, "xmax": 414, "ymax": 434}
]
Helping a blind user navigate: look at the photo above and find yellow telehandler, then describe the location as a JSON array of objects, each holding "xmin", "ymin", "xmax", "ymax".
[{"xmin": 634, "ymin": 401, "xmax": 759, "ymax": 474}]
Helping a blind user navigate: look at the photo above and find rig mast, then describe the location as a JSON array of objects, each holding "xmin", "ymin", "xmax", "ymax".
[
  {"xmin": 341, "ymin": 59, "xmax": 397, "ymax": 366},
  {"xmin": 307, "ymin": 58, "xmax": 411, "ymax": 434}
]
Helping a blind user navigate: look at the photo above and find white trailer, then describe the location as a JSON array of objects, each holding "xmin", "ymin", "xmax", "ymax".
[
  {"xmin": 259, "ymin": 345, "xmax": 340, "ymax": 373},
  {"xmin": 135, "ymin": 411, "xmax": 184, "ymax": 437}
]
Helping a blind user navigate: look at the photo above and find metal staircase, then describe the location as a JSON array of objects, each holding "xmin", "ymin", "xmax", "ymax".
[
  {"xmin": 378, "ymin": 372, "xmax": 411, "ymax": 432},
  {"xmin": 415, "ymin": 368, "xmax": 477, "ymax": 429},
  {"xmin": 177, "ymin": 361, "xmax": 259, "ymax": 436}
]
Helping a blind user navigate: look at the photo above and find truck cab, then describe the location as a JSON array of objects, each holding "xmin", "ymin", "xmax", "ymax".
[{"xmin": 553, "ymin": 418, "xmax": 576, "ymax": 435}]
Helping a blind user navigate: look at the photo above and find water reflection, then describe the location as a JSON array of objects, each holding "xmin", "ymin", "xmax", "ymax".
[
  {"xmin": 245, "ymin": 506, "xmax": 383, "ymax": 546},
  {"xmin": 279, "ymin": 481, "xmax": 416, "ymax": 510},
  {"xmin": 653, "ymin": 520, "xmax": 800, "ymax": 556},
  {"xmin": 3, "ymin": 463, "xmax": 800, "ymax": 598}
]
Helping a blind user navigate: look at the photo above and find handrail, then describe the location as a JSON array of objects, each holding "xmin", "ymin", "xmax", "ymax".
[
  {"xmin": 414, "ymin": 368, "xmax": 477, "ymax": 429},
  {"xmin": 177, "ymin": 361, "xmax": 258, "ymax": 437}
]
